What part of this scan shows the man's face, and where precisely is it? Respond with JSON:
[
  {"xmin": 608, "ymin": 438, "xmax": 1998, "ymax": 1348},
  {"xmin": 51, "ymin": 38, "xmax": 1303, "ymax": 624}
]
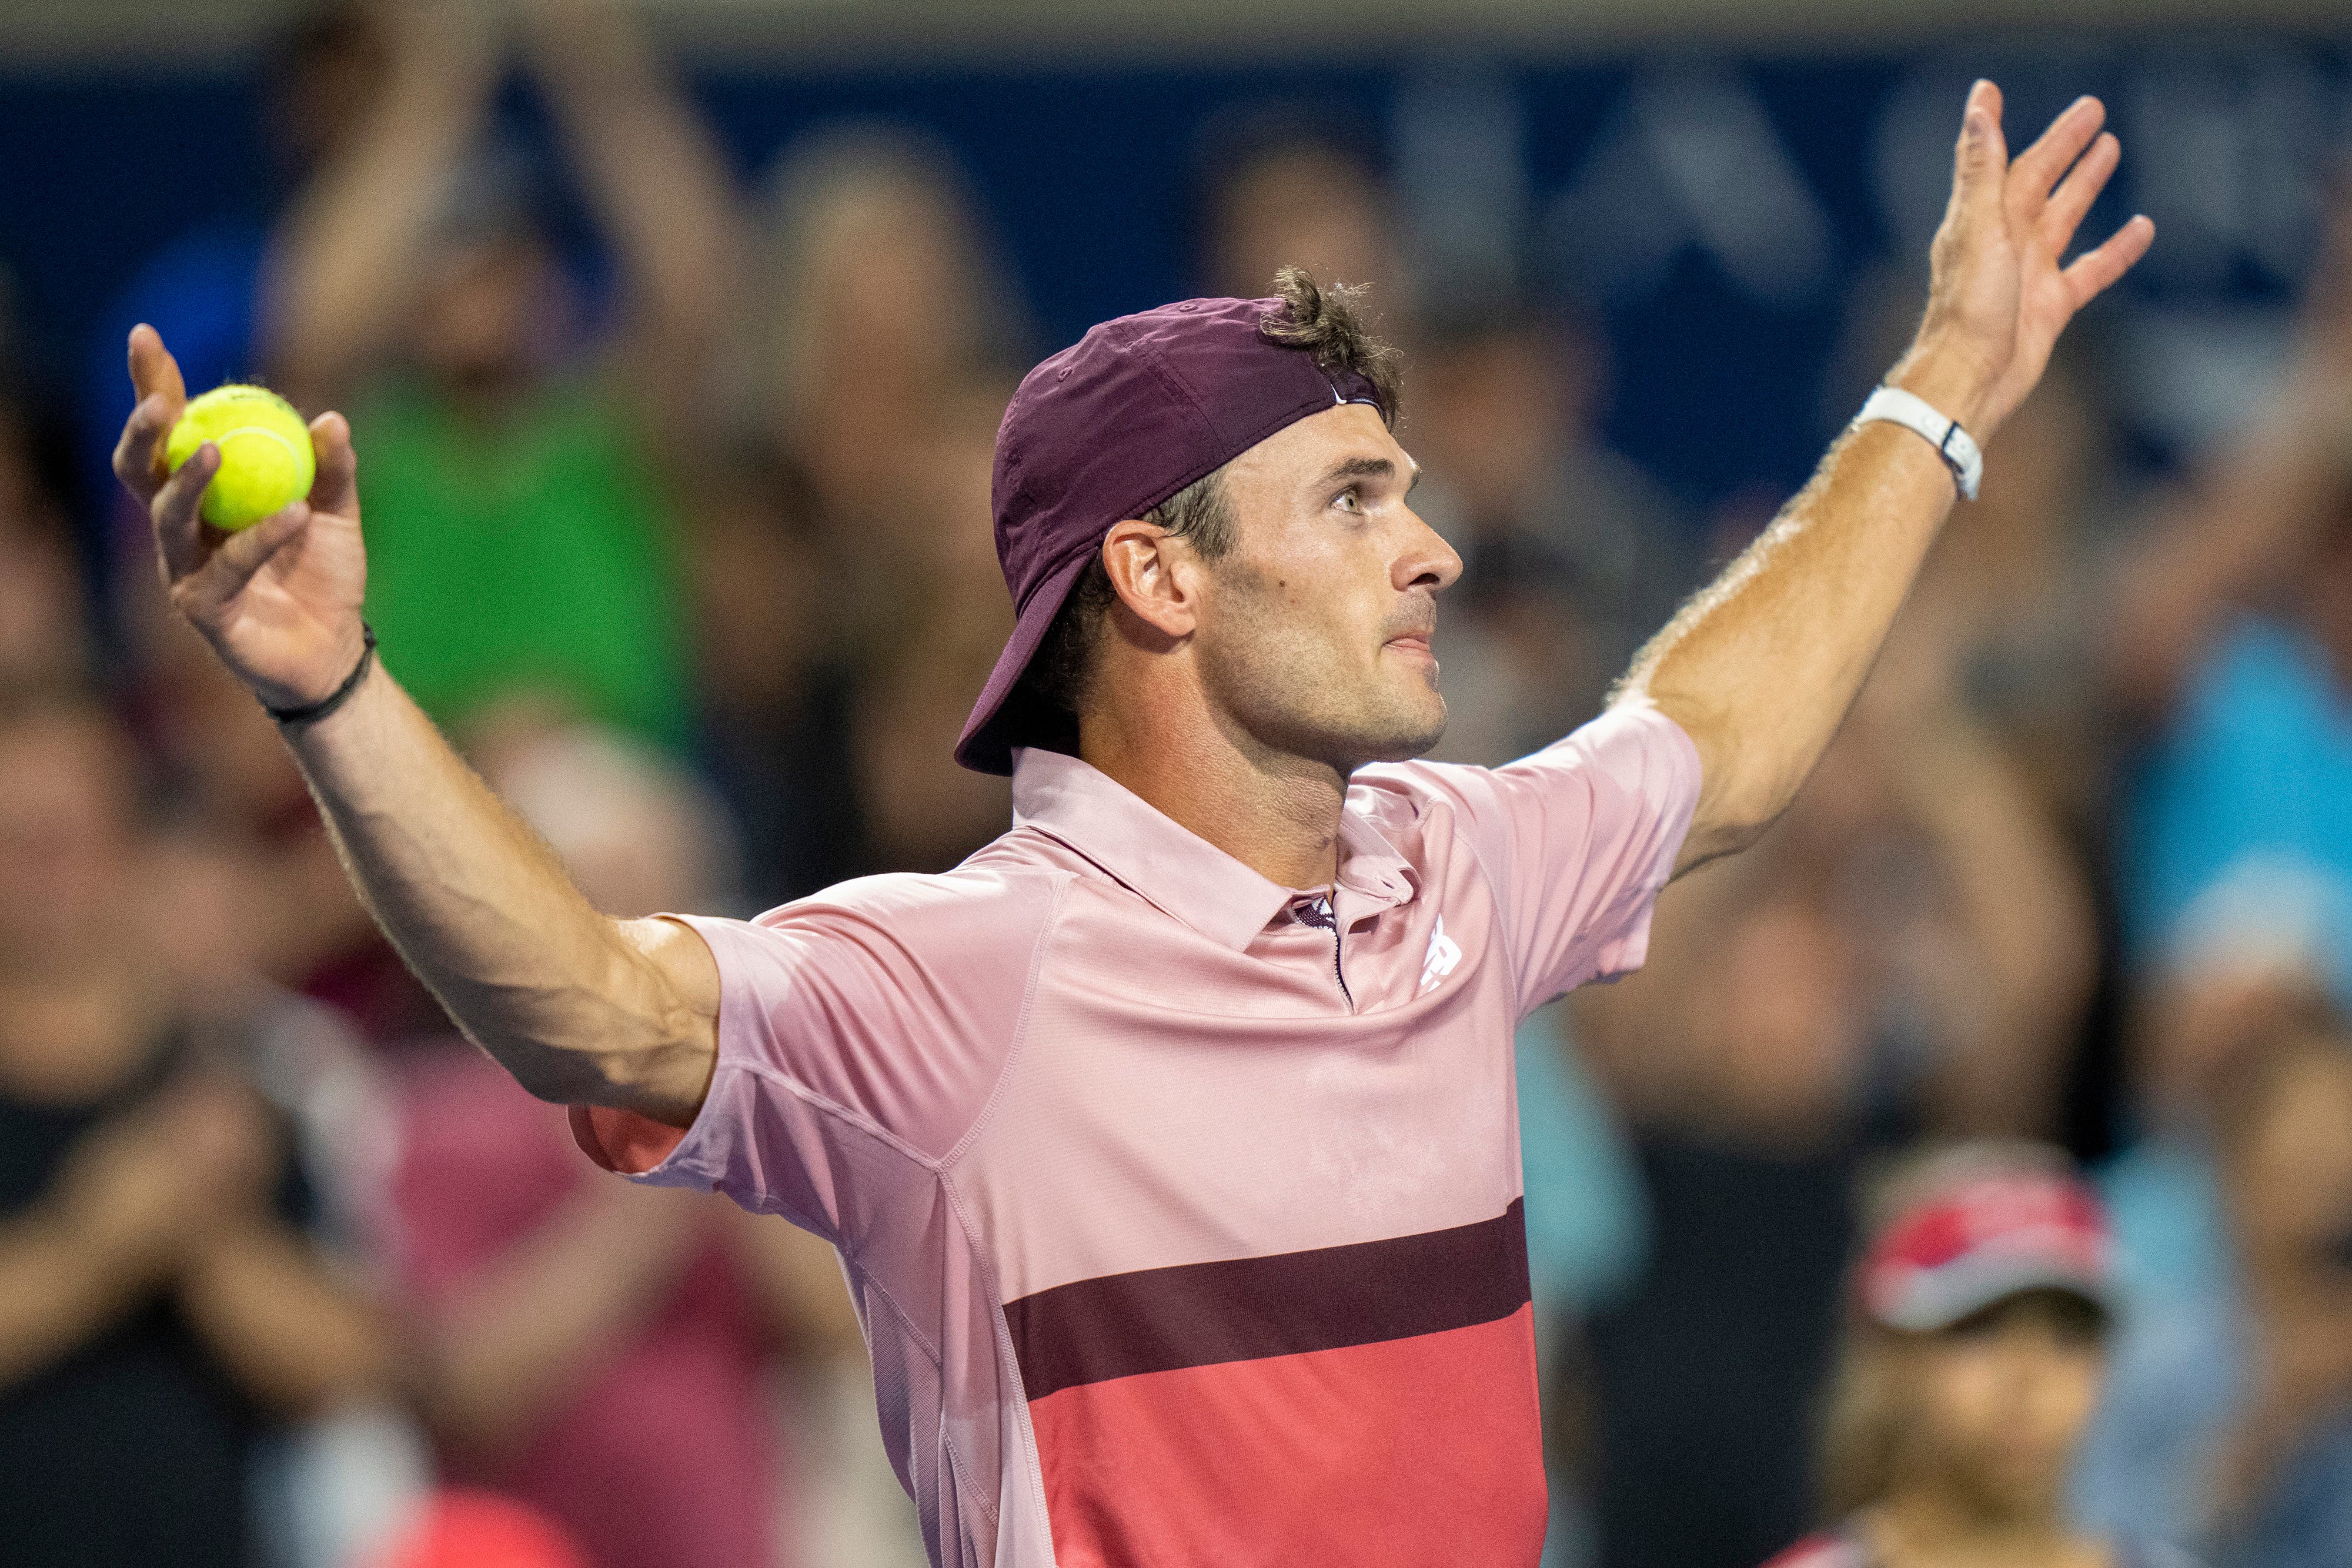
[{"xmin": 1187, "ymin": 402, "xmax": 1462, "ymax": 774}]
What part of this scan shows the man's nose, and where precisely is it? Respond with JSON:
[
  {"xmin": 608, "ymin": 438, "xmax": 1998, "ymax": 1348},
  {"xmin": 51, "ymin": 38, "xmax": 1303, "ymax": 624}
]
[{"xmin": 1395, "ymin": 506, "xmax": 1464, "ymax": 594}]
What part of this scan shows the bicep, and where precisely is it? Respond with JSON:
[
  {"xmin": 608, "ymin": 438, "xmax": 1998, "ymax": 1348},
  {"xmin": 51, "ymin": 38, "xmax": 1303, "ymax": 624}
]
[{"xmin": 607, "ymin": 914, "xmax": 721, "ymax": 1130}]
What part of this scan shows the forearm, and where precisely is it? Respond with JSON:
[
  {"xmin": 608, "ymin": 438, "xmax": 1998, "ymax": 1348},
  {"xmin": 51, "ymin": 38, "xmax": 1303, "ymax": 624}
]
[
  {"xmin": 0, "ymin": 1208, "xmax": 158, "ymax": 1390},
  {"xmin": 1618, "ymin": 356, "xmax": 1977, "ymax": 868},
  {"xmin": 524, "ymin": 1, "xmax": 743, "ymax": 372},
  {"xmin": 1892, "ymin": 718, "xmax": 2094, "ymax": 1131},
  {"xmin": 2109, "ymin": 367, "xmax": 2352, "ymax": 716},
  {"xmin": 262, "ymin": 24, "xmax": 497, "ymax": 403},
  {"xmin": 177, "ymin": 1219, "xmax": 398, "ymax": 1416},
  {"xmin": 1619, "ymin": 84, "xmax": 2151, "ymax": 870},
  {"xmin": 421, "ymin": 1186, "xmax": 698, "ymax": 1455},
  {"xmin": 282, "ymin": 661, "xmax": 710, "ymax": 1118}
]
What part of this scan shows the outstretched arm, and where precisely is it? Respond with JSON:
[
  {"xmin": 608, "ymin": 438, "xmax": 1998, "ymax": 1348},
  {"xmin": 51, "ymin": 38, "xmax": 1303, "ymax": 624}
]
[
  {"xmin": 114, "ymin": 327, "xmax": 718, "ymax": 1129},
  {"xmin": 1615, "ymin": 82, "xmax": 2153, "ymax": 875}
]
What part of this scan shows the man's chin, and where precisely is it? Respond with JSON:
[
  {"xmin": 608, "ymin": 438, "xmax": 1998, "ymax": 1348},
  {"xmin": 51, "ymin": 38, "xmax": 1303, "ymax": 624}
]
[{"xmin": 1354, "ymin": 702, "xmax": 1448, "ymax": 767}]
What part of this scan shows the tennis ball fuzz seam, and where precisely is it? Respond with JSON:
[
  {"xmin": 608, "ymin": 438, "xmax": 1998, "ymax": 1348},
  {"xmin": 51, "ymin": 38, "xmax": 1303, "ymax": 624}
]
[{"xmin": 164, "ymin": 385, "xmax": 318, "ymax": 533}]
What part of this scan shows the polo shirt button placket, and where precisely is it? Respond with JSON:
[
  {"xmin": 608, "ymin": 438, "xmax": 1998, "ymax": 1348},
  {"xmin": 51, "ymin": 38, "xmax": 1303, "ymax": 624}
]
[{"xmin": 1291, "ymin": 894, "xmax": 1354, "ymax": 1012}]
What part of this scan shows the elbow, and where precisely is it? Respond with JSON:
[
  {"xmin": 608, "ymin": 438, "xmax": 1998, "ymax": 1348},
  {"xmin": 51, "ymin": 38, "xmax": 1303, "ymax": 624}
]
[
  {"xmin": 497, "ymin": 933, "xmax": 703, "ymax": 1111},
  {"xmin": 503, "ymin": 1044, "xmax": 615, "ymax": 1108}
]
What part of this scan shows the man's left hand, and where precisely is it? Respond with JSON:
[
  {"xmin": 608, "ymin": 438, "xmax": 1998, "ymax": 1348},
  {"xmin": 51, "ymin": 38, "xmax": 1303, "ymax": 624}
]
[{"xmin": 1893, "ymin": 80, "xmax": 2155, "ymax": 441}]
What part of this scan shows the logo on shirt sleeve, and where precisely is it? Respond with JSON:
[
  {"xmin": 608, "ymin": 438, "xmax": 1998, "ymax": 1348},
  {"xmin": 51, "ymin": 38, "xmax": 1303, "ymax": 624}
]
[{"xmin": 1419, "ymin": 916, "xmax": 1462, "ymax": 995}]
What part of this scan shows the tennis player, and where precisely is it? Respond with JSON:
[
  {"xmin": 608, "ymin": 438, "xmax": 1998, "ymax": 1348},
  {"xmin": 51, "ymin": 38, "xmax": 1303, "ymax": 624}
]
[{"xmin": 116, "ymin": 80, "xmax": 2148, "ymax": 1568}]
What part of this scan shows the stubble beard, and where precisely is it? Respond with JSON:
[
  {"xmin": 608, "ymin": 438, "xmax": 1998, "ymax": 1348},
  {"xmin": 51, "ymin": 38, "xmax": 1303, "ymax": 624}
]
[{"xmin": 1195, "ymin": 570, "xmax": 1448, "ymax": 775}]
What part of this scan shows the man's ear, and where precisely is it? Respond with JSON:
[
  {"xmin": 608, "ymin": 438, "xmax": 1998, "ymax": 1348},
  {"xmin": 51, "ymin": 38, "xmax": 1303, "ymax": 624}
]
[{"xmin": 1101, "ymin": 517, "xmax": 1202, "ymax": 640}]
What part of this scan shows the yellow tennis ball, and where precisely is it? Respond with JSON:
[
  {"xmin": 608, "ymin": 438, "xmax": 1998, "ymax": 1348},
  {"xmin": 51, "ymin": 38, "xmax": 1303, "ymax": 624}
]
[{"xmin": 164, "ymin": 385, "xmax": 316, "ymax": 532}]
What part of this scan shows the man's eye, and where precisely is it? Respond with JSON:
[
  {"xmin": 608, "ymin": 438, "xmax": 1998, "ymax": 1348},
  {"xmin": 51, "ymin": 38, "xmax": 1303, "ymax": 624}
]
[{"xmin": 1335, "ymin": 487, "xmax": 1362, "ymax": 513}]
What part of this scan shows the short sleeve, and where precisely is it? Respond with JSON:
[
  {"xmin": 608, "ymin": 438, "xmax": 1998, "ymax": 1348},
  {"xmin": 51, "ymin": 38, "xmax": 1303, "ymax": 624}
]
[
  {"xmin": 566, "ymin": 869, "xmax": 1062, "ymax": 1246},
  {"xmin": 1368, "ymin": 701, "xmax": 1700, "ymax": 1015}
]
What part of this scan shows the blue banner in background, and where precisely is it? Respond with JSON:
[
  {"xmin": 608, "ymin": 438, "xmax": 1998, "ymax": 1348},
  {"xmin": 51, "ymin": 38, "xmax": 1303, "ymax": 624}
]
[{"xmin": 5, "ymin": 34, "xmax": 2347, "ymax": 527}]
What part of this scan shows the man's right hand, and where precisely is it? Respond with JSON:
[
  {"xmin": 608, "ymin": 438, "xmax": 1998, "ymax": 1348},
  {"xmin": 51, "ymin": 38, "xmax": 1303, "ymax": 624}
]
[{"xmin": 111, "ymin": 325, "xmax": 371, "ymax": 713}]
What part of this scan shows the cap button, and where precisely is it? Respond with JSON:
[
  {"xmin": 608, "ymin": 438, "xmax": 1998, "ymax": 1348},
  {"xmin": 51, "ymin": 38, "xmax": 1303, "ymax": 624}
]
[{"xmin": 1177, "ymin": 302, "xmax": 1197, "ymax": 312}]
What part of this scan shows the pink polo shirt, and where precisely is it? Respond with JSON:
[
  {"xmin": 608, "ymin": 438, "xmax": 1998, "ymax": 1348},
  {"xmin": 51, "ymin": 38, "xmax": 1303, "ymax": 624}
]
[{"xmin": 570, "ymin": 701, "xmax": 1701, "ymax": 1568}]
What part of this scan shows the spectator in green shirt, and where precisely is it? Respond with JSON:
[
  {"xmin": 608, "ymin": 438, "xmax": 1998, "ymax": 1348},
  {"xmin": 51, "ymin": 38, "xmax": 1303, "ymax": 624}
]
[{"xmin": 262, "ymin": 0, "xmax": 744, "ymax": 751}]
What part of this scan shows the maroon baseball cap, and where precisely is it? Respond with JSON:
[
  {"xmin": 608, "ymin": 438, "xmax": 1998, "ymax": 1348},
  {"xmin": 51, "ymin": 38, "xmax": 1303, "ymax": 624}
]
[{"xmin": 954, "ymin": 293, "xmax": 1386, "ymax": 775}]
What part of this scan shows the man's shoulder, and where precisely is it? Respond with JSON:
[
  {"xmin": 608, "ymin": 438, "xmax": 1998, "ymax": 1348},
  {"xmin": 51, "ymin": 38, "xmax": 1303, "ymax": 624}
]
[{"xmin": 747, "ymin": 834, "xmax": 1080, "ymax": 958}]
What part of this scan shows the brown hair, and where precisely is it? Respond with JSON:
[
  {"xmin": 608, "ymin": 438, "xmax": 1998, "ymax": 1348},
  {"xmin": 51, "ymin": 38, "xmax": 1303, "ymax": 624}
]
[{"xmin": 1016, "ymin": 267, "xmax": 1400, "ymax": 727}]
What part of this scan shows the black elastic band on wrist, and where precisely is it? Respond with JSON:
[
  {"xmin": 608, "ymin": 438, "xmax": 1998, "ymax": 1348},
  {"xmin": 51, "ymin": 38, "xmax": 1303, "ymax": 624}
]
[{"xmin": 264, "ymin": 623, "xmax": 376, "ymax": 727}]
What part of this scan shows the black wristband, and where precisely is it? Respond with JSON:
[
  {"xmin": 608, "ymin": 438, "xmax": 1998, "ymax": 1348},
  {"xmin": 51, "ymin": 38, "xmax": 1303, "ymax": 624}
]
[{"xmin": 263, "ymin": 623, "xmax": 377, "ymax": 727}]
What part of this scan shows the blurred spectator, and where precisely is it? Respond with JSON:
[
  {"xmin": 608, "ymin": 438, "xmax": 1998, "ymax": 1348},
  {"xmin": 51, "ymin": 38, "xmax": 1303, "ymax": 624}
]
[
  {"xmin": 1190, "ymin": 106, "xmax": 1406, "ymax": 305},
  {"xmin": 751, "ymin": 127, "xmax": 1027, "ymax": 530},
  {"xmin": 0, "ymin": 683, "xmax": 395, "ymax": 1567},
  {"xmin": 728, "ymin": 128, "xmax": 1027, "ymax": 875},
  {"xmin": 2202, "ymin": 1020, "xmax": 2352, "ymax": 1567},
  {"xmin": 263, "ymin": 0, "xmax": 741, "ymax": 751},
  {"xmin": 366, "ymin": 1487, "xmax": 593, "ymax": 1568},
  {"xmin": 2081, "ymin": 993, "xmax": 2352, "ymax": 1567},
  {"xmin": 2109, "ymin": 196, "xmax": 2352, "ymax": 982},
  {"xmin": 376, "ymin": 720, "xmax": 879, "ymax": 1568},
  {"xmin": 681, "ymin": 449, "xmax": 863, "ymax": 901},
  {"xmin": 1762, "ymin": 1142, "xmax": 2184, "ymax": 1568},
  {"xmin": 0, "ymin": 260, "xmax": 94, "ymax": 685},
  {"xmin": 0, "ymin": 394, "xmax": 90, "ymax": 687},
  {"xmin": 1572, "ymin": 661, "xmax": 2095, "ymax": 1568},
  {"xmin": 2103, "ymin": 860, "xmax": 2342, "ymax": 1316},
  {"xmin": 1406, "ymin": 295, "xmax": 1700, "ymax": 764}
]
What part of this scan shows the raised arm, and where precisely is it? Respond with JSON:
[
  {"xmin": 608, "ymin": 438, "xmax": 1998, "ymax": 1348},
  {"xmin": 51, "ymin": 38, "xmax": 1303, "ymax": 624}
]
[
  {"xmin": 1614, "ymin": 82, "xmax": 2153, "ymax": 874},
  {"xmin": 262, "ymin": 1, "xmax": 500, "ymax": 407},
  {"xmin": 113, "ymin": 327, "xmax": 717, "ymax": 1129},
  {"xmin": 2106, "ymin": 201, "xmax": 2352, "ymax": 721},
  {"xmin": 517, "ymin": 0, "xmax": 747, "ymax": 419}
]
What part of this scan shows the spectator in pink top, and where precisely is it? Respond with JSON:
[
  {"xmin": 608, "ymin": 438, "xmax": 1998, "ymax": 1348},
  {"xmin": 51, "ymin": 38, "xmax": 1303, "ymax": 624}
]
[
  {"xmin": 379, "ymin": 723, "xmax": 858, "ymax": 1568},
  {"xmin": 115, "ymin": 79, "xmax": 2150, "ymax": 1568}
]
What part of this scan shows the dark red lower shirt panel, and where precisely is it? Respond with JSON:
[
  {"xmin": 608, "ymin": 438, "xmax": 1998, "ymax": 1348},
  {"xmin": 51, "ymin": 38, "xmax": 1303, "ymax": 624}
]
[{"xmin": 1027, "ymin": 1304, "xmax": 1547, "ymax": 1568}]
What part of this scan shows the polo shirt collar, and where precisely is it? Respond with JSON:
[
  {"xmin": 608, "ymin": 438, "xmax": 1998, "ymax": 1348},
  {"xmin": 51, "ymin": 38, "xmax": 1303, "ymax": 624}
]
[{"xmin": 1009, "ymin": 747, "xmax": 1417, "ymax": 952}]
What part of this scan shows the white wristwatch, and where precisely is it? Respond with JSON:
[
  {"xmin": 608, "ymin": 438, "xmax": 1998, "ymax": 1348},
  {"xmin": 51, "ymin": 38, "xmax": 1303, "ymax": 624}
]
[{"xmin": 1855, "ymin": 385, "xmax": 1982, "ymax": 502}]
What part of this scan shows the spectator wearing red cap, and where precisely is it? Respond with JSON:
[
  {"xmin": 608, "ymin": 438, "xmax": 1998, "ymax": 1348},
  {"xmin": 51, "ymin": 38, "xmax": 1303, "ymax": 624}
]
[{"xmin": 1761, "ymin": 1144, "xmax": 2195, "ymax": 1568}]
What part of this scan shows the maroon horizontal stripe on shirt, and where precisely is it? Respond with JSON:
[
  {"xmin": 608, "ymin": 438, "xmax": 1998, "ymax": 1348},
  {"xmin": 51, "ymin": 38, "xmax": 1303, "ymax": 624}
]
[{"xmin": 1005, "ymin": 1199, "xmax": 1531, "ymax": 1400}]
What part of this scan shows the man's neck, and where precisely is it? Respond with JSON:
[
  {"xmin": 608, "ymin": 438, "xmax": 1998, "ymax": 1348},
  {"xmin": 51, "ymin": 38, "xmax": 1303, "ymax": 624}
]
[
  {"xmin": 1079, "ymin": 703, "xmax": 1351, "ymax": 891},
  {"xmin": 1865, "ymin": 1492, "xmax": 2106, "ymax": 1568}
]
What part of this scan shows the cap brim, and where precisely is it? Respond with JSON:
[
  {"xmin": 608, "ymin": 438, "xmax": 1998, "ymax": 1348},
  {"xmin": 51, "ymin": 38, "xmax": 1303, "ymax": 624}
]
[
  {"xmin": 954, "ymin": 550, "xmax": 1097, "ymax": 777},
  {"xmin": 1873, "ymin": 1250, "xmax": 2116, "ymax": 1333}
]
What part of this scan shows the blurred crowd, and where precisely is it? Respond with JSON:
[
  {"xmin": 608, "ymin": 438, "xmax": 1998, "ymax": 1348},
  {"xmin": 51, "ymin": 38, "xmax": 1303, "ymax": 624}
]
[{"xmin": 3, "ymin": 5, "xmax": 2351, "ymax": 1568}]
